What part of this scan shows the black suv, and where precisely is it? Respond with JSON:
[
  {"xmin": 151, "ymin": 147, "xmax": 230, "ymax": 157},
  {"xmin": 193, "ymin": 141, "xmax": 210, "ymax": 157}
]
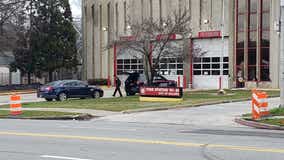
[{"xmin": 124, "ymin": 73, "xmax": 177, "ymax": 96}]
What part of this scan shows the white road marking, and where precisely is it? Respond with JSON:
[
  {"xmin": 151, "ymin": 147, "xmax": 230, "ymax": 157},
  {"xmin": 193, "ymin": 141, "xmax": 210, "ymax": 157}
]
[{"xmin": 40, "ymin": 155, "xmax": 93, "ymax": 160}]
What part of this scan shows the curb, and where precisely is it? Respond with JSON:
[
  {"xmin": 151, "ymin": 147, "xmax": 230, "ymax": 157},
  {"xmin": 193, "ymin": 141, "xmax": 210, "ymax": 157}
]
[
  {"xmin": 0, "ymin": 114, "xmax": 97, "ymax": 121},
  {"xmin": 0, "ymin": 90, "xmax": 36, "ymax": 96},
  {"xmin": 235, "ymin": 118, "xmax": 284, "ymax": 130},
  {"xmin": 122, "ymin": 96, "xmax": 279, "ymax": 114}
]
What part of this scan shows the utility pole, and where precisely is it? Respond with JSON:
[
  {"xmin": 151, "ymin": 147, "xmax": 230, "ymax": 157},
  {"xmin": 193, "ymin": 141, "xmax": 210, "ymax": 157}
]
[
  {"xmin": 219, "ymin": 0, "xmax": 225, "ymax": 94},
  {"xmin": 280, "ymin": 0, "xmax": 284, "ymax": 107}
]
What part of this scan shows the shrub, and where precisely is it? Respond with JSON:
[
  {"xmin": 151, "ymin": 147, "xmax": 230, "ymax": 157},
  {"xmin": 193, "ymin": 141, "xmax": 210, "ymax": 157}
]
[{"xmin": 87, "ymin": 79, "xmax": 109, "ymax": 85}]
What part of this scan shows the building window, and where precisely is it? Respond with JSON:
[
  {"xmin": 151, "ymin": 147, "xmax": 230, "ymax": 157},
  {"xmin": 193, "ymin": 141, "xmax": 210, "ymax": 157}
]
[
  {"xmin": 260, "ymin": 0, "xmax": 270, "ymax": 81},
  {"xmin": 107, "ymin": 2, "xmax": 111, "ymax": 42},
  {"xmin": 117, "ymin": 59, "xmax": 144, "ymax": 75},
  {"xmin": 235, "ymin": 0, "xmax": 246, "ymax": 86},
  {"xmin": 188, "ymin": 0, "xmax": 191, "ymax": 15},
  {"xmin": 193, "ymin": 57, "xmax": 229, "ymax": 76},
  {"xmin": 235, "ymin": 0, "xmax": 270, "ymax": 83},
  {"xmin": 124, "ymin": 1, "xmax": 127, "ymax": 32},
  {"xmin": 91, "ymin": 5, "xmax": 95, "ymax": 74},
  {"xmin": 159, "ymin": 0, "xmax": 162, "ymax": 24},
  {"xmin": 179, "ymin": 0, "xmax": 182, "ymax": 16},
  {"xmin": 141, "ymin": 0, "xmax": 144, "ymax": 21},
  {"xmin": 115, "ymin": 3, "xmax": 119, "ymax": 37},
  {"xmin": 99, "ymin": 5, "xmax": 102, "ymax": 31},
  {"xmin": 150, "ymin": 0, "xmax": 153, "ymax": 20}
]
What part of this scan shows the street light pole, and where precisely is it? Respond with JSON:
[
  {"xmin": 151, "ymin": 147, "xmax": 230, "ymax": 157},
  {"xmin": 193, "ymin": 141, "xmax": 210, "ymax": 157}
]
[
  {"xmin": 219, "ymin": 0, "xmax": 225, "ymax": 93},
  {"xmin": 280, "ymin": 0, "xmax": 284, "ymax": 107}
]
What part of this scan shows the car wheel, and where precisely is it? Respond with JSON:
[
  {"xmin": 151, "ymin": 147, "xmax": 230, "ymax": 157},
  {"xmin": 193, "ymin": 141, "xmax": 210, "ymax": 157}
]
[
  {"xmin": 93, "ymin": 91, "xmax": 100, "ymax": 99},
  {"xmin": 45, "ymin": 98, "xmax": 53, "ymax": 101},
  {"xmin": 57, "ymin": 92, "xmax": 67, "ymax": 101}
]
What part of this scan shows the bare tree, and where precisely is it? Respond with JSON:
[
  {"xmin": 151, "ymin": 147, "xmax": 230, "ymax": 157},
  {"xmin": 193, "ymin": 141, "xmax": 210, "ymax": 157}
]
[
  {"xmin": 0, "ymin": 0, "xmax": 27, "ymax": 31},
  {"xmin": 111, "ymin": 10, "xmax": 204, "ymax": 85},
  {"xmin": 0, "ymin": 0, "xmax": 28, "ymax": 53}
]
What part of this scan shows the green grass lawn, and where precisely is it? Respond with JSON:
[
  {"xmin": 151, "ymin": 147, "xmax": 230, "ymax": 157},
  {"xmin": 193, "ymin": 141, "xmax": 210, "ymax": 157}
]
[
  {"xmin": 0, "ymin": 90, "xmax": 280, "ymax": 112},
  {"xmin": 269, "ymin": 107, "xmax": 284, "ymax": 116},
  {"xmin": 0, "ymin": 110, "xmax": 79, "ymax": 118},
  {"xmin": 243, "ymin": 107, "xmax": 284, "ymax": 117},
  {"xmin": 258, "ymin": 119, "xmax": 284, "ymax": 126},
  {"xmin": 242, "ymin": 106, "xmax": 284, "ymax": 126}
]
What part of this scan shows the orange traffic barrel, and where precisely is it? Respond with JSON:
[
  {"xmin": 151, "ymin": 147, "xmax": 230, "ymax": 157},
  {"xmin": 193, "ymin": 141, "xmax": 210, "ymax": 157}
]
[
  {"xmin": 10, "ymin": 94, "xmax": 22, "ymax": 116},
  {"xmin": 251, "ymin": 89, "xmax": 269, "ymax": 120}
]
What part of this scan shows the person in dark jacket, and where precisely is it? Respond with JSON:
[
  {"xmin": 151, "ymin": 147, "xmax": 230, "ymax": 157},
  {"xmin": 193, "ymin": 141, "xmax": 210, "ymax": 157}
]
[{"xmin": 113, "ymin": 77, "xmax": 123, "ymax": 97}]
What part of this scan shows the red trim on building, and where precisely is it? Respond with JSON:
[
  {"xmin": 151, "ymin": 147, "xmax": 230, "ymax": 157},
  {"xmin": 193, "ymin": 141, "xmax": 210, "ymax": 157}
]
[
  {"xmin": 235, "ymin": 0, "xmax": 239, "ymax": 87},
  {"xmin": 198, "ymin": 31, "xmax": 221, "ymax": 38},
  {"xmin": 120, "ymin": 36, "xmax": 136, "ymax": 41},
  {"xmin": 246, "ymin": 0, "xmax": 250, "ymax": 81},
  {"xmin": 156, "ymin": 34, "xmax": 177, "ymax": 41}
]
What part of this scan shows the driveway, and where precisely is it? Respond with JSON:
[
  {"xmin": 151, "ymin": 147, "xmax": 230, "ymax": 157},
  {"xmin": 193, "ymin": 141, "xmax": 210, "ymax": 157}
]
[
  {"xmin": 0, "ymin": 93, "xmax": 44, "ymax": 106},
  {"xmin": 101, "ymin": 98, "xmax": 280, "ymax": 128},
  {"xmin": 0, "ymin": 87, "xmax": 125, "ymax": 106}
]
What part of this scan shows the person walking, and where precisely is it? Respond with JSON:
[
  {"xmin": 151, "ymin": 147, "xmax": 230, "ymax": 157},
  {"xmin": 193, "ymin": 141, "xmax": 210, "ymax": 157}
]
[{"xmin": 113, "ymin": 77, "xmax": 123, "ymax": 97}]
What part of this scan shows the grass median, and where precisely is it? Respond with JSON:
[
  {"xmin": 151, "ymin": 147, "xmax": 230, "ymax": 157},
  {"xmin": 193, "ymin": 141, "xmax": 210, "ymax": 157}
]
[
  {"xmin": 242, "ymin": 107, "xmax": 284, "ymax": 126},
  {"xmin": 0, "ymin": 89, "xmax": 280, "ymax": 112},
  {"xmin": 0, "ymin": 110, "xmax": 80, "ymax": 118}
]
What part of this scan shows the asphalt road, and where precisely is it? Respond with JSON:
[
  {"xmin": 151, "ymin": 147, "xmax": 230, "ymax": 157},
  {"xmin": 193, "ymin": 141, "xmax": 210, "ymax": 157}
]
[{"xmin": 0, "ymin": 98, "xmax": 283, "ymax": 160}]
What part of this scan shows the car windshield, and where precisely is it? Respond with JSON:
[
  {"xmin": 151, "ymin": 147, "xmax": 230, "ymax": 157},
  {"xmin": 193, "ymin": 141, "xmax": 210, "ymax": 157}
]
[{"xmin": 45, "ymin": 81, "xmax": 62, "ymax": 86}]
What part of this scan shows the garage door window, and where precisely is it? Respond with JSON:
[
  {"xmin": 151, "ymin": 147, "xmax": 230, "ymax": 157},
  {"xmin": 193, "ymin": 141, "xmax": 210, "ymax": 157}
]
[
  {"xmin": 193, "ymin": 57, "xmax": 229, "ymax": 76},
  {"xmin": 157, "ymin": 57, "xmax": 184, "ymax": 75},
  {"xmin": 117, "ymin": 59, "xmax": 144, "ymax": 75}
]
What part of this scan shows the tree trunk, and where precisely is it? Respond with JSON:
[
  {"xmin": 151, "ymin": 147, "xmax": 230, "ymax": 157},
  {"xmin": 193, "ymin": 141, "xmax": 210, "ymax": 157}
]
[
  {"xmin": 144, "ymin": 40, "xmax": 153, "ymax": 86},
  {"xmin": 49, "ymin": 71, "xmax": 53, "ymax": 82},
  {"xmin": 27, "ymin": 72, "xmax": 31, "ymax": 84},
  {"xmin": 0, "ymin": 23, "xmax": 4, "ymax": 35}
]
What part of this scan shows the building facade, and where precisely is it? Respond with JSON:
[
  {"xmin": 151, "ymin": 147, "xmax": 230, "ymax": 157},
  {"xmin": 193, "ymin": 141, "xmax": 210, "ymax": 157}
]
[{"xmin": 82, "ymin": 0, "xmax": 281, "ymax": 89}]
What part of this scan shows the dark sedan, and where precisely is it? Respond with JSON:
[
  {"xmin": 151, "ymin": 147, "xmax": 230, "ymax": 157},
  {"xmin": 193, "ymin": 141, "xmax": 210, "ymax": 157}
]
[{"xmin": 37, "ymin": 80, "xmax": 104, "ymax": 101}]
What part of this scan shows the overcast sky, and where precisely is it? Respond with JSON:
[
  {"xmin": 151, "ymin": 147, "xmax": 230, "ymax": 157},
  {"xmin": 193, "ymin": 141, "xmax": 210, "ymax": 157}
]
[{"xmin": 70, "ymin": 0, "xmax": 81, "ymax": 18}]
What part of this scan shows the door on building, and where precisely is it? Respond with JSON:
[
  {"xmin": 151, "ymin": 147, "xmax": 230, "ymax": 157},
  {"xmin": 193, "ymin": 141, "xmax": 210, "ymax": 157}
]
[{"xmin": 192, "ymin": 38, "xmax": 229, "ymax": 89}]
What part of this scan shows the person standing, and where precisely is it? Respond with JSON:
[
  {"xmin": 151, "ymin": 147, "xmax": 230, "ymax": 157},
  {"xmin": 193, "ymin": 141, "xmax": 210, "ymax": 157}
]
[{"xmin": 113, "ymin": 77, "xmax": 123, "ymax": 97}]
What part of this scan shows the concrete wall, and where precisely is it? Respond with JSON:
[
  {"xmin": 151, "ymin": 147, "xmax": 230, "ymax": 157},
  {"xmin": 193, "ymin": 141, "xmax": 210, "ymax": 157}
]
[
  {"xmin": 82, "ymin": 0, "xmax": 231, "ymax": 83},
  {"xmin": 82, "ymin": 0, "xmax": 284, "ymax": 89},
  {"xmin": 270, "ymin": 0, "xmax": 281, "ymax": 88}
]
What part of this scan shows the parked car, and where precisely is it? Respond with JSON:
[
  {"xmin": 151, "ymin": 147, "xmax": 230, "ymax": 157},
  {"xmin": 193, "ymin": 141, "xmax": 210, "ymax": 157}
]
[
  {"xmin": 37, "ymin": 80, "xmax": 104, "ymax": 101},
  {"xmin": 124, "ymin": 73, "xmax": 177, "ymax": 96}
]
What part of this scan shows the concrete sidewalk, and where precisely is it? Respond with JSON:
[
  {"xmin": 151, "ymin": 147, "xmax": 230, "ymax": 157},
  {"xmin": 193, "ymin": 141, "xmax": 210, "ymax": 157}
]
[
  {"xmin": 0, "ymin": 90, "xmax": 36, "ymax": 96},
  {"xmin": 0, "ymin": 108, "xmax": 118, "ymax": 117}
]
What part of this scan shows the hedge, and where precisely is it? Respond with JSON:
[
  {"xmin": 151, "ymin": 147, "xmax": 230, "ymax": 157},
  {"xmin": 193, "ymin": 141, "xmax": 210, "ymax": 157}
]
[{"xmin": 87, "ymin": 79, "xmax": 109, "ymax": 85}]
